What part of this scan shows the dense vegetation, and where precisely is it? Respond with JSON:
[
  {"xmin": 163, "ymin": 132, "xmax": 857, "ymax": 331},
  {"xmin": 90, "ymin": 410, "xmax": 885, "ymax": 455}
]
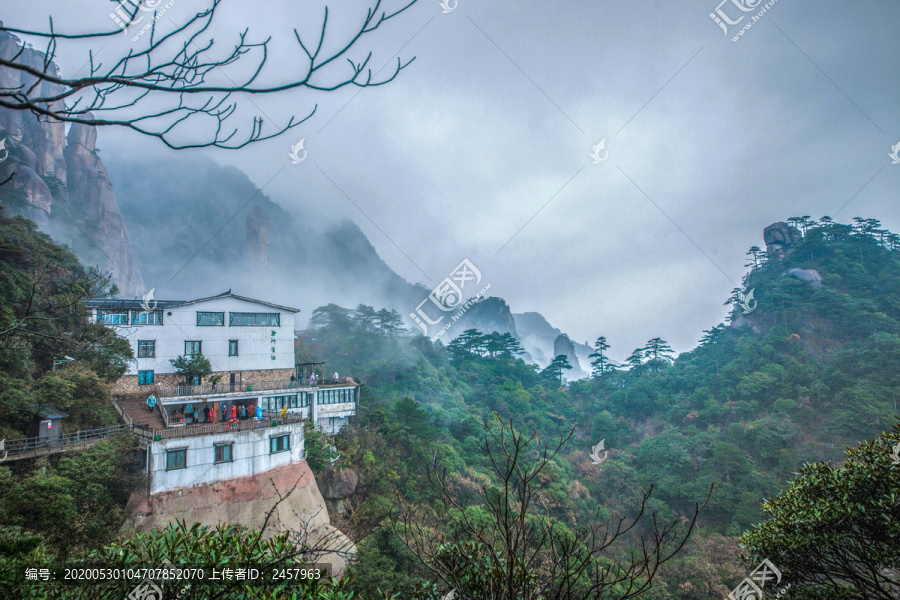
[
  {"xmin": 299, "ymin": 217, "xmax": 900, "ymax": 598},
  {"xmin": 1, "ymin": 210, "xmax": 899, "ymax": 598}
]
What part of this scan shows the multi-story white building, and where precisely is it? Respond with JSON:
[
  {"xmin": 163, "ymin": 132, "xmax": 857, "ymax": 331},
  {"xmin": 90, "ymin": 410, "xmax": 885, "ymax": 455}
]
[{"xmin": 89, "ymin": 290, "xmax": 358, "ymax": 495}]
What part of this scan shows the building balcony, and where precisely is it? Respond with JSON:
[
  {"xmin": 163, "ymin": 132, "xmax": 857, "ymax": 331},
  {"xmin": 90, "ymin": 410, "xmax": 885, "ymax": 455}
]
[
  {"xmin": 141, "ymin": 411, "xmax": 305, "ymax": 440},
  {"xmin": 155, "ymin": 379, "xmax": 356, "ymax": 401}
]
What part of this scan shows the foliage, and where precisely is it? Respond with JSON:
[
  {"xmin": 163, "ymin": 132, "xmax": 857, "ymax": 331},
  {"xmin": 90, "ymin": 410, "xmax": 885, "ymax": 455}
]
[
  {"xmin": 740, "ymin": 421, "xmax": 900, "ymax": 599},
  {"xmin": 170, "ymin": 353, "xmax": 214, "ymax": 384}
]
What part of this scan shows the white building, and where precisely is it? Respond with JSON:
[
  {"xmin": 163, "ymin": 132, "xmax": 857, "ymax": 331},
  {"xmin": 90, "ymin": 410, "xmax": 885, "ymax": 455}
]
[
  {"xmin": 87, "ymin": 290, "xmax": 299, "ymax": 390},
  {"xmin": 91, "ymin": 290, "xmax": 358, "ymax": 495}
]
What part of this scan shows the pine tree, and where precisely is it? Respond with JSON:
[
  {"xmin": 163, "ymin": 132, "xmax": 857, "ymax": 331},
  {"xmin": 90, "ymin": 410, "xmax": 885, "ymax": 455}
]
[
  {"xmin": 588, "ymin": 336, "xmax": 611, "ymax": 377},
  {"xmin": 541, "ymin": 354, "xmax": 573, "ymax": 385}
]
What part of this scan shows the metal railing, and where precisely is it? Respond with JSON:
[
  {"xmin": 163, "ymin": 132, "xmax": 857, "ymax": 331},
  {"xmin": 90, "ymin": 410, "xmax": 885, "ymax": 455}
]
[
  {"xmin": 155, "ymin": 379, "xmax": 358, "ymax": 399},
  {"xmin": 1, "ymin": 424, "xmax": 129, "ymax": 461},
  {"xmin": 156, "ymin": 380, "xmax": 306, "ymax": 399}
]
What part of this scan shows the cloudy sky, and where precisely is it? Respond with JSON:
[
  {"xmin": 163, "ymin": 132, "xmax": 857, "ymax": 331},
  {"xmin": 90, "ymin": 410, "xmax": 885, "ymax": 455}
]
[{"xmin": 9, "ymin": 0, "xmax": 900, "ymax": 361}]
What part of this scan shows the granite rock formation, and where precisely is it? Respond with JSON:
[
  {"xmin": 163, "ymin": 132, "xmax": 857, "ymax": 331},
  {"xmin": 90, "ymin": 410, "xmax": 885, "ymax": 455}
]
[
  {"xmin": 0, "ymin": 29, "xmax": 143, "ymax": 296},
  {"xmin": 763, "ymin": 221, "xmax": 803, "ymax": 258}
]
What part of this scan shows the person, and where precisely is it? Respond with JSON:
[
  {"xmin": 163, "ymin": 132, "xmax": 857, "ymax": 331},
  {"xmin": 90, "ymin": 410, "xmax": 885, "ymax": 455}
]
[
  {"xmin": 289, "ymin": 374, "xmax": 296, "ymax": 388},
  {"xmin": 193, "ymin": 408, "xmax": 199, "ymax": 424},
  {"xmin": 207, "ymin": 406, "xmax": 214, "ymax": 423},
  {"xmin": 309, "ymin": 372, "xmax": 316, "ymax": 386},
  {"xmin": 147, "ymin": 394, "xmax": 157, "ymax": 412},
  {"xmin": 299, "ymin": 374, "xmax": 305, "ymax": 386},
  {"xmin": 279, "ymin": 406, "xmax": 288, "ymax": 419},
  {"xmin": 333, "ymin": 371, "xmax": 339, "ymax": 383},
  {"xmin": 255, "ymin": 404, "xmax": 262, "ymax": 420},
  {"xmin": 220, "ymin": 401, "xmax": 227, "ymax": 422},
  {"xmin": 240, "ymin": 404, "xmax": 247, "ymax": 420},
  {"xmin": 230, "ymin": 404, "xmax": 237, "ymax": 420}
]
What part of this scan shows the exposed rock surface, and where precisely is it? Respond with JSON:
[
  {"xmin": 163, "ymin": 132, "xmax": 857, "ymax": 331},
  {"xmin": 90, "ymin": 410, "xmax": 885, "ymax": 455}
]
[
  {"xmin": 784, "ymin": 267, "xmax": 823, "ymax": 289},
  {"xmin": 515, "ymin": 311, "xmax": 592, "ymax": 373},
  {"xmin": 122, "ymin": 461, "xmax": 355, "ymax": 577},
  {"xmin": 553, "ymin": 333, "xmax": 586, "ymax": 379},
  {"xmin": 0, "ymin": 30, "xmax": 143, "ymax": 296},
  {"xmin": 65, "ymin": 118, "xmax": 144, "ymax": 296},
  {"xmin": 763, "ymin": 222, "xmax": 802, "ymax": 258},
  {"xmin": 319, "ymin": 467, "xmax": 359, "ymax": 500}
]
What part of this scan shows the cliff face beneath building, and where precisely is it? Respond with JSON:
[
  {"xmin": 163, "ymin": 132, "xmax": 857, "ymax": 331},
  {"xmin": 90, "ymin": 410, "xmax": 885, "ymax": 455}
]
[
  {"xmin": 0, "ymin": 29, "xmax": 143, "ymax": 296},
  {"xmin": 122, "ymin": 461, "xmax": 355, "ymax": 577}
]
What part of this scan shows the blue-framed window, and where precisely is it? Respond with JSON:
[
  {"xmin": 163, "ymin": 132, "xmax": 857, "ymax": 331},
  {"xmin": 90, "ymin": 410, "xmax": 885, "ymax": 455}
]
[
  {"xmin": 184, "ymin": 341, "xmax": 201, "ymax": 356},
  {"xmin": 270, "ymin": 434, "xmax": 290, "ymax": 454},
  {"xmin": 197, "ymin": 311, "xmax": 225, "ymax": 326},
  {"xmin": 132, "ymin": 310, "xmax": 163, "ymax": 325},
  {"xmin": 228, "ymin": 340, "xmax": 238, "ymax": 356},
  {"xmin": 166, "ymin": 448, "xmax": 187, "ymax": 470},
  {"xmin": 229, "ymin": 312, "xmax": 280, "ymax": 327},
  {"xmin": 137, "ymin": 340, "xmax": 155, "ymax": 358},
  {"xmin": 138, "ymin": 370, "xmax": 155, "ymax": 385}
]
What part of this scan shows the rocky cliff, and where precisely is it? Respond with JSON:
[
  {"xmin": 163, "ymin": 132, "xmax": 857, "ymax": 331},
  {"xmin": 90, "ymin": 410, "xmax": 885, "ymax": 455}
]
[
  {"xmin": 0, "ymin": 29, "xmax": 143, "ymax": 296},
  {"xmin": 123, "ymin": 461, "xmax": 355, "ymax": 577}
]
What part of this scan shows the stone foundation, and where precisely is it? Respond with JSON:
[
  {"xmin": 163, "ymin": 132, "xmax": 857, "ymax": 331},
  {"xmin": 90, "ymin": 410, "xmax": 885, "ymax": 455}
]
[{"xmin": 122, "ymin": 461, "xmax": 355, "ymax": 577}]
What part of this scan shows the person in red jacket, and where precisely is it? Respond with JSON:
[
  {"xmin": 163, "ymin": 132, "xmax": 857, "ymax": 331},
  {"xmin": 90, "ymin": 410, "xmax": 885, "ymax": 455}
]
[{"xmin": 230, "ymin": 404, "xmax": 237, "ymax": 420}]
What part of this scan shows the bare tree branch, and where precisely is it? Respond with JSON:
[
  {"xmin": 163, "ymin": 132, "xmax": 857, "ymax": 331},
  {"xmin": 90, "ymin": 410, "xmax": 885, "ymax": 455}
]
[{"xmin": 0, "ymin": 0, "xmax": 419, "ymax": 149}]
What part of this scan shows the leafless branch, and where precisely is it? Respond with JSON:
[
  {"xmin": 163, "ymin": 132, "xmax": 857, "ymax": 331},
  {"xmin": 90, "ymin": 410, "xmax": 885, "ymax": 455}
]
[{"xmin": 0, "ymin": 0, "xmax": 419, "ymax": 149}]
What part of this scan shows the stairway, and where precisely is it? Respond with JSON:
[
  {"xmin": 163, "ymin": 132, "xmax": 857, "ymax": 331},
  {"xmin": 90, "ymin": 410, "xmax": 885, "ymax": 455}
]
[{"xmin": 115, "ymin": 393, "xmax": 166, "ymax": 430}]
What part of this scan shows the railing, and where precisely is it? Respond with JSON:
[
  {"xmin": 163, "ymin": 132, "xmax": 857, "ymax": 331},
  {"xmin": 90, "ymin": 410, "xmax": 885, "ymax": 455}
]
[
  {"xmin": 158, "ymin": 400, "xmax": 169, "ymax": 428},
  {"xmin": 156, "ymin": 379, "xmax": 358, "ymax": 399},
  {"xmin": 1, "ymin": 424, "xmax": 129, "ymax": 461},
  {"xmin": 113, "ymin": 401, "xmax": 133, "ymax": 428},
  {"xmin": 156, "ymin": 380, "xmax": 304, "ymax": 399},
  {"xmin": 150, "ymin": 411, "xmax": 304, "ymax": 440}
]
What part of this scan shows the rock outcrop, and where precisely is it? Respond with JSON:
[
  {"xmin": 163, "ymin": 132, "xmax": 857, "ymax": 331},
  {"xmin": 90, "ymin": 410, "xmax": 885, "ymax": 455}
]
[
  {"xmin": 0, "ymin": 30, "xmax": 143, "ymax": 296},
  {"xmin": 319, "ymin": 467, "xmax": 359, "ymax": 500},
  {"xmin": 123, "ymin": 461, "xmax": 355, "ymax": 577},
  {"xmin": 763, "ymin": 222, "xmax": 803, "ymax": 258},
  {"xmin": 784, "ymin": 267, "xmax": 823, "ymax": 289},
  {"xmin": 64, "ymin": 118, "xmax": 144, "ymax": 296},
  {"xmin": 553, "ymin": 333, "xmax": 586, "ymax": 379}
]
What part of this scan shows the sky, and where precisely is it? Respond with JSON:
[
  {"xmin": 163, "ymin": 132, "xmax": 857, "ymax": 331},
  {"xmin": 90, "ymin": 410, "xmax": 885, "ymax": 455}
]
[{"xmin": 8, "ymin": 0, "xmax": 900, "ymax": 361}]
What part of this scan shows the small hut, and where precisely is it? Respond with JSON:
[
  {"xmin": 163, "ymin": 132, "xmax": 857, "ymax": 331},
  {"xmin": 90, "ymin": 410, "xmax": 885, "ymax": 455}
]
[{"xmin": 36, "ymin": 406, "xmax": 68, "ymax": 444}]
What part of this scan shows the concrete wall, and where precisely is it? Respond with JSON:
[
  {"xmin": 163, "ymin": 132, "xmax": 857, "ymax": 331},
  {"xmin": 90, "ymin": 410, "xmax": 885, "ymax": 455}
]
[
  {"xmin": 149, "ymin": 423, "xmax": 304, "ymax": 495},
  {"xmin": 96, "ymin": 296, "xmax": 296, "ymax": 376}
]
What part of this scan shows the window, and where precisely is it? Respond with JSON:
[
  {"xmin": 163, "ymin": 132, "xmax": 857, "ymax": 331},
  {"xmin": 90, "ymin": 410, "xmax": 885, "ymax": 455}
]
[
  {"xmin": 229, "ymin": 312, "xmax": 280, "ymax": 327},
  {"xmin": 137, "ymin": 340, "xmax": 156, "ymax": 358},
  {"xmin": 262, "ymin": 395, "xmax": 297, "ymax": 411},
  {"xmin": 270, "ymin": 434, "xmax": 290, "ymax": 454},
  {"xmin": 97, "ymin": 309, "xmax": 128, "ymax": 325},
  {"xmin": 138, "ymin": 370, "xmax": 154, "ymax": 385},
  {"xmin": 197, "ymin": 311, "xmax": 225, "ymax": 326},
  {"xmin": 166, "ymin": 448, "xmax": 187, "ymax": 470},
  {"xmin": 184, "ymin": 341, "xmax": 201, "ymax": 356},
  {"xmin": 228, "ymin": 340, "xmax": 238, "ymax": 356},
  {"xmin": 299, "ymin": 393, "xmax": 309, "ymax": 408},
  {"xmin": 214, "ymin": 443, "xmax": 233, "ymax": 463},
  {"xmin": 132, "ymin": 310, "xmax": 163, "ymax": 325}
]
